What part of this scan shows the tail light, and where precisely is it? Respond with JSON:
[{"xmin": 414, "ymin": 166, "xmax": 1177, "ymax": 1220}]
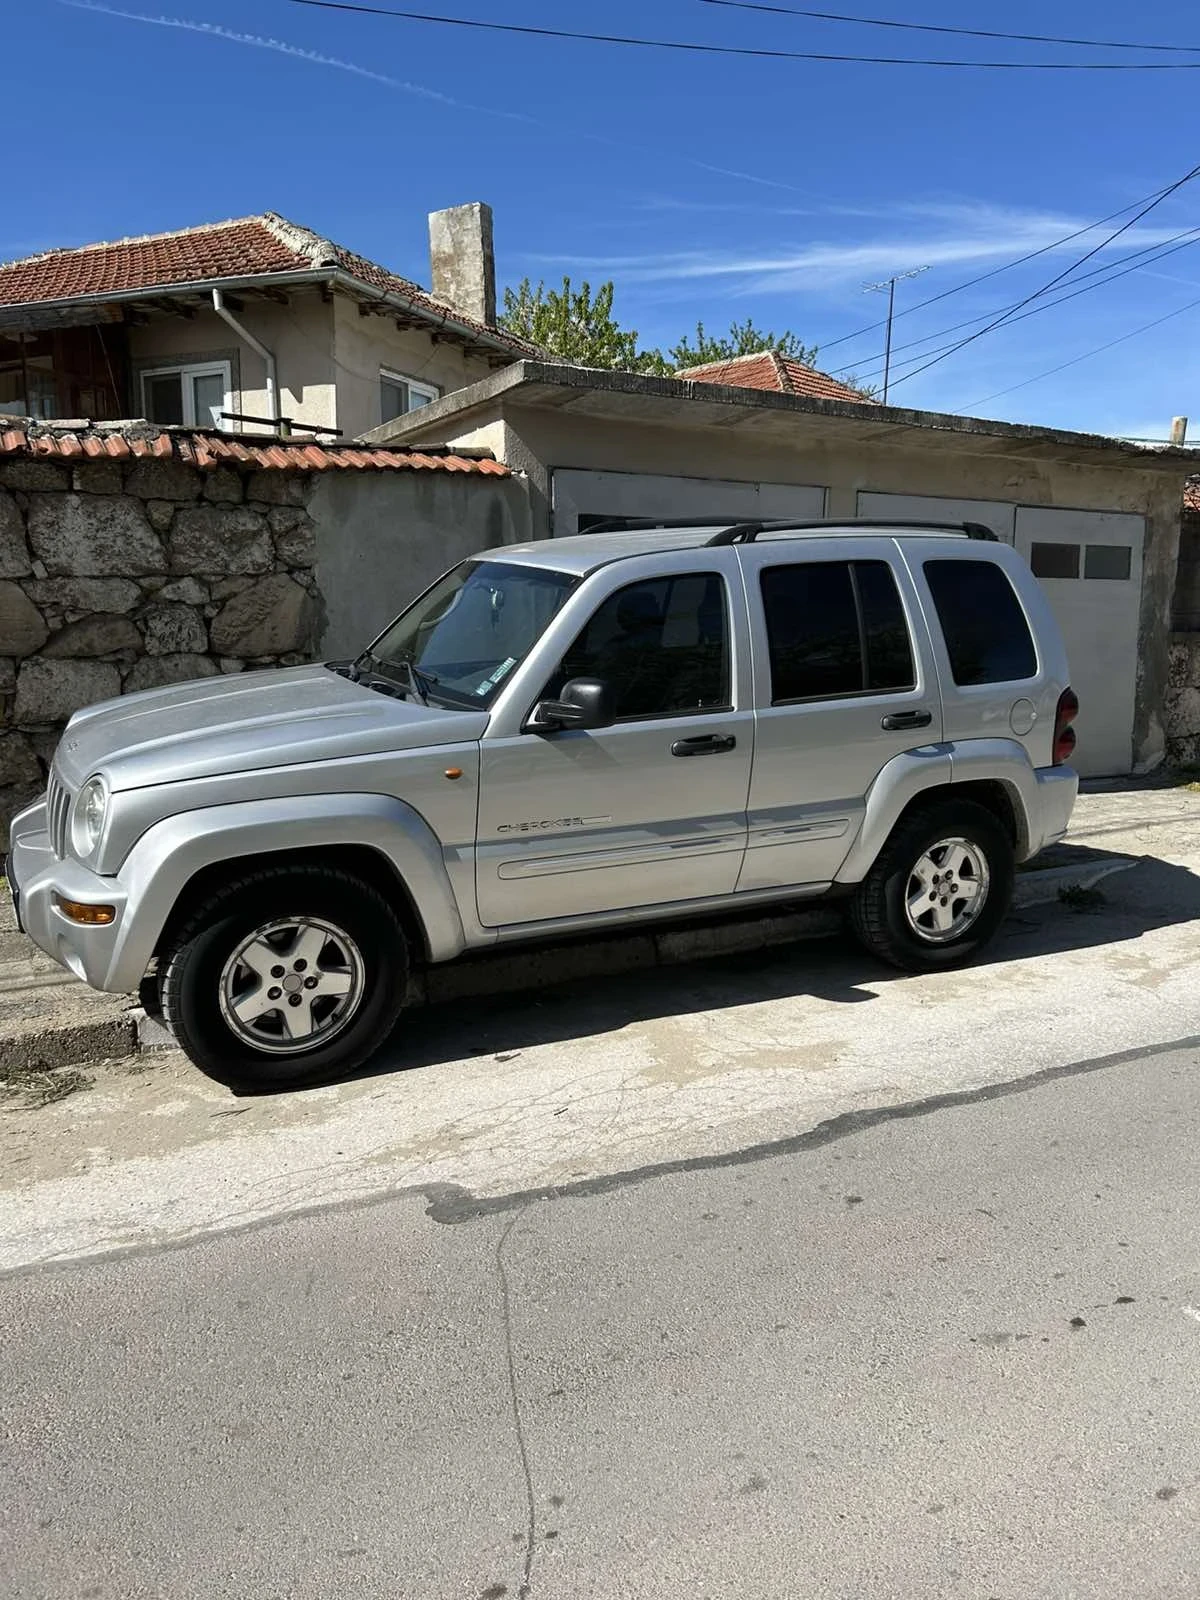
[{"xmin": 1053, "ymin": 687, "xmax": 1079, "ymax": 765}]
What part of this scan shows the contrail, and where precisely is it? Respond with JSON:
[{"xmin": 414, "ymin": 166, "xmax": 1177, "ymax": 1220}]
[
  {"xmin": 57, "ymin": 0, "xmax": 819, "ymax": 196},
  {"xmin": 58, "ymin": 0, "xmax": 538, "ymax": 120}
]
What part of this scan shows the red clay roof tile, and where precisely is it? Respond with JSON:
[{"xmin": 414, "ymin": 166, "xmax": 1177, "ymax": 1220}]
[
  {"xmin": 678, "ymin": 350, "xmax": 876, "ymax": 406},
  {"xmin": 0, "ymin": 420, "xmax": 509, "ymax": 477},
  {"xmin": 0, "ymin": 212, "xmax": 538, "ymax": 357}
]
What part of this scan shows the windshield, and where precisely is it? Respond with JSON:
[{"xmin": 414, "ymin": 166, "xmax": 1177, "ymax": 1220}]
[{"xmin": 365, "ymin": 560, "xmax": 578, "ymax": 708}]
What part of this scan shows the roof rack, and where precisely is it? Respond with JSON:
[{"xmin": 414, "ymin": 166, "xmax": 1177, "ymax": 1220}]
[
  {"xmin": 704, "ymin": 518, "xmax": 999, "ymax": 546},
  {"xmin": 579, "ymin": 516, "xmax": 736, "ymax": 535},
  {"xmin": 577, "ymin": 514, "xmax": 998, "ymax": 543}
]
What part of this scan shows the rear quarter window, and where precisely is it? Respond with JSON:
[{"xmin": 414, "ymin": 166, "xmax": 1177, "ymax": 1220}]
[{"xmin": 924, "ymin": 559, "xmax": 1037, "ymax": 685}]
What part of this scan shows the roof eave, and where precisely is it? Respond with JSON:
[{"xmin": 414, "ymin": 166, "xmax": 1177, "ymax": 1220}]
[
  {"xmin": 361, "ymin": 360, "xmax": 1200, "ymax": 468},
  {"xmin": 328, "ymin": 268, "xmax": 535, "ymax": 360},
  {"xmin": 0, "ymin": 268, "xmax": 535, "ymax": 359}
]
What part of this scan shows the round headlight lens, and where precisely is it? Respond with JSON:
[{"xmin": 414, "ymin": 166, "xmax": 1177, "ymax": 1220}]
[{"xmin": 72, "ymin": 777, "xmax": 109, "ymax": 857}]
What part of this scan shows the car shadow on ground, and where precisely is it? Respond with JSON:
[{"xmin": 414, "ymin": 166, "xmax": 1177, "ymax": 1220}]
[{"xmin": 342, "ymin": 843, "xmax": 1200, "ymax": 1086}]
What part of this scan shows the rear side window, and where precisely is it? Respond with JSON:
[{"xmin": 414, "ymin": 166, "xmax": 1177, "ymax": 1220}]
[
  {"xmin": 760, "ymin": 560, "xmax": 916, "ymax": 703},
  {"xmin": 924, "ymin": 559, "xmax": 1037, "ymax": 685}
]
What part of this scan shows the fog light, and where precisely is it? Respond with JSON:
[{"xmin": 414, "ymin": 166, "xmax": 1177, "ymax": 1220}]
[{"xmin": 54, "ymin": 895, "xmax": 116, "ymax": 926}]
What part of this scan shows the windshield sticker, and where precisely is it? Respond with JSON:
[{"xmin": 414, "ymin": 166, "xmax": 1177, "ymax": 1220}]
[{"xmin": 476, "ymin": 657, "xmax": 517, "ymax": 695}]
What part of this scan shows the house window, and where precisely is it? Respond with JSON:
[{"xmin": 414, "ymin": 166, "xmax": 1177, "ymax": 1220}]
[
  {"xmin": 380, "ymin": 369, "xmax": 439, "ymax": 424},
  {"xmin": 140, "ymin": 361, "xmax": 232, "ymax": 428}
]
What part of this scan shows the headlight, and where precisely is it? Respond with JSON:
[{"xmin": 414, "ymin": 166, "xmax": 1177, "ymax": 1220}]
[{"xmin": 71, "ymin": 776, "xmax": 109, "ymax": 857}]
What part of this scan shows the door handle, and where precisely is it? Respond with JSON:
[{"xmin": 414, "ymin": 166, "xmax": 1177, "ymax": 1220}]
[
  {"xmin": 881, "ymin": 709, "xmax": 933, "ymax": 731},
  {"xmin": 671, "ymin": 734, "xmax": 737, "ymax": 757}
]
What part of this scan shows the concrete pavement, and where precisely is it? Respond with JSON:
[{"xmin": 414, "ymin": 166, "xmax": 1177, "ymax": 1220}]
[{"xmin": 3, "ymin": 1035, "xmax": 1198, "ymax": 1599}]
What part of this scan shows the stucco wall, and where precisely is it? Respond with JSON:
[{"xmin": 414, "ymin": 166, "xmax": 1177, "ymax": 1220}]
[
  {"xmin": 128, "ymin": 292, "xmax": 337, "ymax": 433},
  {"xmin": 309, "ymin": 467, "xmax": 531, "ymax": 659},
  {"xmin": 330, "ymin": 298, "xmax": 499, "ymax": 444}
]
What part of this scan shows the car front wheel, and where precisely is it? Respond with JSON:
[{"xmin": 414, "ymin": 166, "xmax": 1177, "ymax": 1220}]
[
  {"xmin": 849, "ymin": 800, "xmax": 1014, "ymax": 972},
  {"xmin": 160, "ymin": 864, "xmax": 409, "ymax": 1091}
]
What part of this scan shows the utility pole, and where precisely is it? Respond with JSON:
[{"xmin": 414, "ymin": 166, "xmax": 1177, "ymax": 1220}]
[{"xmin": 864, "ymin": 265, "xmax": 930, "ymax": 403}]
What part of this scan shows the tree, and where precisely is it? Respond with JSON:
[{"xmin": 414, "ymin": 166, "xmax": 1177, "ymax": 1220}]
[
  {"xmin": 669, "ymin": 318, "xmax": 818, "ymax": 370},
  {"xmin": 499, "ymin": 277, "xmax": 669, "ymax": 374},
  {"xmin": 499, "ymin": 279, "xmax": 821, "ymax": 380}
]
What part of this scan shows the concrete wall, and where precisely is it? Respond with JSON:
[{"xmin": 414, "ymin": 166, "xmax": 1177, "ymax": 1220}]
[
  {"xmin": 310, "ymin": 467, "xmax": 531, "ymax": 658},
  {"xmin": 129, "ymin": 292, "xmax": 337, "ymax": 433},
  {"xmin": 330, "ymin": 298, "xmax": 498, "ymax": 444}
]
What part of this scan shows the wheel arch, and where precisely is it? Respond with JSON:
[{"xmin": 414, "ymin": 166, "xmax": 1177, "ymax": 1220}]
[
  {"xmin": 101, "ymin": 793, "xmax": 468, "ymax": 993},
  {"xmin": 153, "ymin": 843, "xmax": 430, "ymax": 971}
]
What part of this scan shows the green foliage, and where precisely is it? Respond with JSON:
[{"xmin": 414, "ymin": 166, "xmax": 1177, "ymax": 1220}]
[
  {"xmin": 669, "ymin": 318, "xmax": 818, "ymax": 370},
  {"xmin": 499, "ymin": 280, "xmax": 816, "ymax": 380},
  {"xmin": 499, "ymin": 277, "xmax": 669, "ymax": 374}
]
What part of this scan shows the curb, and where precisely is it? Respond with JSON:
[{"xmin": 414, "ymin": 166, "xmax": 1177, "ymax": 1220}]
[
  {"xmin": 0, "ymin": 1013, "xmax": 137, "ymax": 1080},
  {"xmin": 16, "ymin": 853, "xmax": 1144, "ymax": 1075}
]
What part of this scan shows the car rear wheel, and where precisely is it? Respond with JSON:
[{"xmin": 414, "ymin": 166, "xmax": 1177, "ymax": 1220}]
[
  {"xmin": 160, "ymin": 864, "xmax": 409, "ymax": 1092},
  {"xmin": 850, "ymin": 800, "xmax": 1014, "ymax": 972}
]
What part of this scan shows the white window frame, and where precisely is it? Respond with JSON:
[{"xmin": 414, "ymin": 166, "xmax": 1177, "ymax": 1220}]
[
  {"xmin": 380, "ymin": 368, "xmax": 440, "ymax": 423},
  {"xmin": 140, "ymin": 360, "xmax": 233, "ymax": 428}
]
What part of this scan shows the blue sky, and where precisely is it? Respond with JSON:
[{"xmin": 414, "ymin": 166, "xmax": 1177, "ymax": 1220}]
[{"xmin": 7, "ymin": 0, "xmax": 1199, "ymax": 437}]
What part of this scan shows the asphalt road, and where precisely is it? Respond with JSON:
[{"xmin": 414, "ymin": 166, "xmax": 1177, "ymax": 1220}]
[{"xmin": 4, "ymin": 1034, "xmax": 1199, "ymax": 1600}]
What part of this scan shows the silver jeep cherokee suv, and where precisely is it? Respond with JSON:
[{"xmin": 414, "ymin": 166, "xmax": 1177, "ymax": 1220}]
[{"xmin": 8, "ymin": 518, "xmax": 1079, "ymax": 1091}]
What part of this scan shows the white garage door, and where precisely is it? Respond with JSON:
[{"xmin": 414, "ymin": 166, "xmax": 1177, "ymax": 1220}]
[
  {"xmin": 1014, "ymin": 507, "xmax": 1144, "ymax": 777},
  {"xmin": 552, "ymin": 469, "xmax": 827, "ymax": 536},
  {"xmin": 857, "ymin": 491, "xmax": 1144, "ymax": 776}
]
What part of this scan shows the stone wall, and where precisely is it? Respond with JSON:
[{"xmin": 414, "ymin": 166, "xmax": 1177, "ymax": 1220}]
[
  {"xmin": 1166, "ymin": 634, "xmax": 1200, "ymax": 768},
  {"xmin": 1, "ymin": 454, "xmax": 321, "ymax": 844}
]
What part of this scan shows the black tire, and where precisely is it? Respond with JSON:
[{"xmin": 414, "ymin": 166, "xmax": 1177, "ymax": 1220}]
[
  {"xmin": 849, "ymin": 799, "xmax": 1014, "ymax": 973},
  {"xmin": 160, "ymin": 864, "xmax": 409, "ymax": 1092}
]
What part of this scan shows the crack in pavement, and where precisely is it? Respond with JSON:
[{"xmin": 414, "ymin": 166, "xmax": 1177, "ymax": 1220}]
[{"xmin": 496, "ymin": 1207, "xmax": 538, "ymax": 1600}]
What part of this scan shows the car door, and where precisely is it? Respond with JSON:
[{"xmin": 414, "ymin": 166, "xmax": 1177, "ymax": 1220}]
[
  {"xmin": 475, "ymin": 550, "xmax": 754, "ymax": 928},
  {"xmin": 734, "ymin": 537, "xmax": 944, "ymax": 892}
]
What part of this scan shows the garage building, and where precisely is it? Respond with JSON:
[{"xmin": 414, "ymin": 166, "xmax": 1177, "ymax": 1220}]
[{"xmin": 367, "ymin": 361, "xmax": 1198, "ymax": 777}]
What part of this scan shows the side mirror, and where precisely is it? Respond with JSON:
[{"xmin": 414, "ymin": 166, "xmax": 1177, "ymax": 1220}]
[{"xmin": 531, "ymin": 677, "xmax": 615, "ymax": 732}]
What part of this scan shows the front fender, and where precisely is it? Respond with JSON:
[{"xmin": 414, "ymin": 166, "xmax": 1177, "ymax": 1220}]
[{"xmin": 103, "ymin": 792, "xmax": 469, "ymax": 992}]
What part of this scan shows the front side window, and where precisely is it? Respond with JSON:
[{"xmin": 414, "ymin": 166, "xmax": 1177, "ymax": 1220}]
[
  {"xmin": 545, "ymin": 572, "xmax": 730, "ymax": 721},
  {"xmin": 380, "ymin": 369, "xmax": 440, "ymax": 424},
  {"xmin": 366, "ymin": 560, "xmax": 576, "ymax": 708},
  {"xmin": 760, "ymin": 560, "xmax": 916, "ymax": 703},
  {"xmin": 141, "ymin": 361, "xmax": 231, "ymax": 428},
  {"xmin": 924, "ymin": 559, "xmax": 1037, "ymax": 685}
]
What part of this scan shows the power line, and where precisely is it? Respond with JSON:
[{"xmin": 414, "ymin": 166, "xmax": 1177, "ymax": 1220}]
[
  {"xmin": 886, "ymin": 161, "xmax": 1200, "ymax": 391},
  {"xmin": 958, "ymin": 295, "xmax": 1200, "ymax": 413},
  {"xmin": 834, "ymin": 227, "xmax": 1200, "ymax": 382},
  {"xmin": 697, "ymin": 1, "xmax": 1200, "ymax": 56},
  {"xmin": 815, "ymin": 181, "xmax": 1187, "ymax": 357},
  {"xmin": 280, "ymin": 0, "xmax": 1200, "ymax": 68}
]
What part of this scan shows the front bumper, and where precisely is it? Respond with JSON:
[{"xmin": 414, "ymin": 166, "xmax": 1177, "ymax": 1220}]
[{"xmin": 8, "ymin": 797, "xmax": 131, "ymax": 992}]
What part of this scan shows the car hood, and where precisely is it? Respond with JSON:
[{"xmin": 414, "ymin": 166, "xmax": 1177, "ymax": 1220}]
[{"xmin": 55, "ymin": 665, "xmax": 489, "ymax": 793}]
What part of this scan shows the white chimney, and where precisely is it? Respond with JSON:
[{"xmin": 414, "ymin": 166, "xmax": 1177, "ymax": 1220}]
[
  {"xmin": 1170, "ymin": 415, "xmax": 1188, "ymax": 445},
  {"xmin": 428, "ymin": 202, "xmax": 496, "ymax": 327}
]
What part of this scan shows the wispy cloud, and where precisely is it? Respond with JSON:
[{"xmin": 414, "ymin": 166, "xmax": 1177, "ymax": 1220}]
[{"xmin": 527, "ymin": 203, "xmax": 1195, "ymax": 295}]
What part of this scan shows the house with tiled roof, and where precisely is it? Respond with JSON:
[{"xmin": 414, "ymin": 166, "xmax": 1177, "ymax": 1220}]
[
  {"xmin": 0, "ymin": 203, "xmax": 535, "ymax": 443},
  {"xmin": 677, "ymin": 349, "xmax": 876, "ymax": 406}
]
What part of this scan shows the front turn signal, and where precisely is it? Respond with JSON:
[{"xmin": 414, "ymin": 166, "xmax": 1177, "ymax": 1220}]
[{"xmin": 54, "ymin": 896, "xmax": 116, "ymax": 926}]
